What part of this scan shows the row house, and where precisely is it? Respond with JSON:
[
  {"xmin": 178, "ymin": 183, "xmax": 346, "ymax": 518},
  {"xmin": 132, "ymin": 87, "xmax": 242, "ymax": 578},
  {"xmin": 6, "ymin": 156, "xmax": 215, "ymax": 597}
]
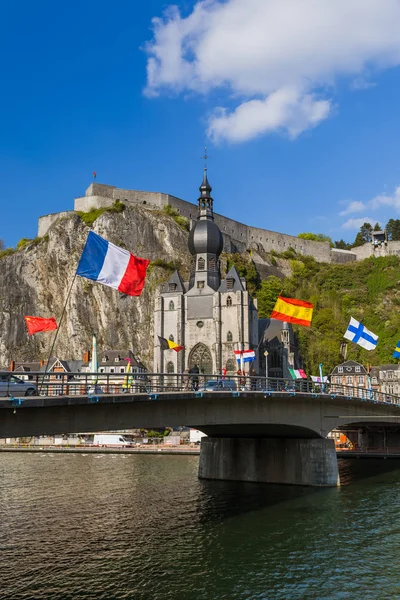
[
  {"xmin": 329, "ymin": 360, "xmax": 369, "ymax": 397},
  {"xmin": 81, "ymin": 350, "xmax": 147, "ymax": 393},
  {"xmin": 370, "ymin": 364, "xmax": 400, "ymax": 397}
]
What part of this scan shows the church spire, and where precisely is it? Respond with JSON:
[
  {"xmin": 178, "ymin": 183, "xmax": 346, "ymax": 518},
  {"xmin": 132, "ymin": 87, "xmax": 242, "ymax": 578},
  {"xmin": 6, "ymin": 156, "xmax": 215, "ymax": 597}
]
[
  {"xmin": 187, "ymin": 165, "xmax": 223, "ymax": 291},
  {"xmin": 198, "ymin": 167, "xmax": 214, "ymax": 220}
]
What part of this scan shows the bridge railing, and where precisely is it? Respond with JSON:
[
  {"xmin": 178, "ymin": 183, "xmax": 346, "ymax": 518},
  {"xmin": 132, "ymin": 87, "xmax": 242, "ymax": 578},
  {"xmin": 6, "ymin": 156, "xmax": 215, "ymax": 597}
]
[{"xmin": 2, "ymin": 371, "xmax": 400, "ymax": 405}]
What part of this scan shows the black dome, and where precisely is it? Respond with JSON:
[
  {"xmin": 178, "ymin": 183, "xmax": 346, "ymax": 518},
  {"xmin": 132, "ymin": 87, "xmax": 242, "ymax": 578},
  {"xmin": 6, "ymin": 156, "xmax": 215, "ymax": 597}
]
[{"xmin": 188, "ymin": 219, "xmax": 223, "ymax": 256}]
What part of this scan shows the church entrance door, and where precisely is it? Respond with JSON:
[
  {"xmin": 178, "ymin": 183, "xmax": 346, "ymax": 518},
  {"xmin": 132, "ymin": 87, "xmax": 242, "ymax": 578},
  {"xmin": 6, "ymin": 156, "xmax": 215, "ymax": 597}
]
[{"xmin": 188, "ymin": 343, "xmax": 213, "ymax": 374}]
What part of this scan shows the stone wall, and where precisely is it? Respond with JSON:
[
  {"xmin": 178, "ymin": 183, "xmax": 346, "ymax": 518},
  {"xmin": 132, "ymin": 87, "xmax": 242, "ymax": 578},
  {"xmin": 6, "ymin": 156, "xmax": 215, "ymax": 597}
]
[
  {"xmin": 38, "ymin": 211, "xmax": 75, "ymax": 238},
  {"xmin": 37, "ymin": 182, "xmax": 400, "ymax": 264}
]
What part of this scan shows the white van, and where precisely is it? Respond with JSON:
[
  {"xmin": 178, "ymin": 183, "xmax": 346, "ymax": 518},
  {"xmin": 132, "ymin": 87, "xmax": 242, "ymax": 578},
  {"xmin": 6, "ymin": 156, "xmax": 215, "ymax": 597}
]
[
  {"xmin": 93, "ymin": 434, "xmax": 131, "ymax": 447},
  {"xmin": 189, "ymin": 429, "xmax": 207, "ymax": 444}
]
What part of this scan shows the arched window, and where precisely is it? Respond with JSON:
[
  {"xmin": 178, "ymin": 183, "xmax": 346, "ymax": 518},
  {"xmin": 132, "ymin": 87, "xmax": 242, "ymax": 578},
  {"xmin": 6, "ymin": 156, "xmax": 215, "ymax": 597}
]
[
  {"xmin": 169, "ymin": 334, "xmax": 174, "ymax": 342},
  {"xmin": 198, "ymin": 257, "xmax": 205, "ymax": 271},
  {"xmin": 227, "ymin": 331, "xmax": 233, "ymax": 342},
  {"xmin": 227, "ymin": 296, "xmax": 232, "ymax": 306},
  {"xmin": 226, "ymin": 359, "xmax": 236, "ymax": 372},
  {"xmin": 167, "ymin": 361, "xmax": 174, "ymax": 374},
  {"xmin": 169, "ymin": 300, "xmax": 175, "ymax": 310},
  {"xmin": 188, "ymin": 343, "xmax": 213, "ymax": 374}
]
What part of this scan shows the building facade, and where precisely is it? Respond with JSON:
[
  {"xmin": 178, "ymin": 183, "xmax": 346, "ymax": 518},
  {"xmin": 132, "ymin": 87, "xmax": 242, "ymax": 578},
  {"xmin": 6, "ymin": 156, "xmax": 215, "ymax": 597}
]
[
  {"xmin": 330, "ymin": 360, "xmax": 369, "ymax": 396},
  {"xmin": 154, "ymin": 170, "xmax": 299, "ymax": 377}
]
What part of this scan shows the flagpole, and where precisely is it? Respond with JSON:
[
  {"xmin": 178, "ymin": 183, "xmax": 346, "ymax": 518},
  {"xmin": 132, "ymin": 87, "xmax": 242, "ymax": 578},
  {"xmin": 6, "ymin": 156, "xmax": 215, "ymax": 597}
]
[{"xmin": 39, "ymin": 273, "xmax": 77, "ymax": 395}]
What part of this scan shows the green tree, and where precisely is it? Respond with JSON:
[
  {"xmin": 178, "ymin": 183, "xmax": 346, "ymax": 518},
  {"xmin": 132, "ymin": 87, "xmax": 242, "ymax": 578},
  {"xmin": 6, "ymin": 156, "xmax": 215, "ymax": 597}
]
[
  {"xmin": 386, "ymin": 218, "xmax": 400, "ymax": 241},
  {"xmin": 334, "ymin": 239, "xmax": 352, "ymax": 250},
  {"xmin": 0, "ymin": 239, "xmax": 3, "ymax": 251},
  {"xmin": 373, "ymin": 222, "xmax": 381, "ymax": 231},
  {"xmin": 353, "ymin": 222, "xmax": 373, "ymax": 246},
  {"xmin": 256, "ymin": 276, "xmax": 283, "ymax": 318}
]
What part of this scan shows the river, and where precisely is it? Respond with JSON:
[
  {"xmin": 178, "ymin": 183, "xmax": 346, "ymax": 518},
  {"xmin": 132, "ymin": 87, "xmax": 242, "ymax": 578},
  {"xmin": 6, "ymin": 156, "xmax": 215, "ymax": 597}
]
[{"xmin": 1, "ymin": 453, "xmax": 400, "ymax": 599}]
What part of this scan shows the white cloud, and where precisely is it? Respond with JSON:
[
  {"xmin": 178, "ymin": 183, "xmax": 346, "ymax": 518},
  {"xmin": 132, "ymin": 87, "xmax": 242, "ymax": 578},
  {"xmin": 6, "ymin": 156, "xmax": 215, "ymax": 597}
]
[
  {"xmin": 341, "ymin": 217, "xmax": 375, "ymax": 230},
  {"xmin": 368, "ymin": 187, "xmax": 400, "ymax": 210},
  {"xmin": 144, "ymin": 0, "xmax": 400, "ymax": 142},
  {"xmin": 207, "ymin": 87, "xmax": 331, "ymax": 142},
  {"xmin": 340, "ymin": 187, "xmax": 400, "ymax": 220},
  {"xmin": 339, "ymin": 201, "xmax": 366, "ymax": 216}
]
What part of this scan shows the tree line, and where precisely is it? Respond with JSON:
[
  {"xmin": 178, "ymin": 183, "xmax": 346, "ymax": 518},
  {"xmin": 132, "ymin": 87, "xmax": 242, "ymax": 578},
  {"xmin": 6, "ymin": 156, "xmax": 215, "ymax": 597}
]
[{"xmin": 298, "ymin": 218, "xmax": 400, "ymax": 250}]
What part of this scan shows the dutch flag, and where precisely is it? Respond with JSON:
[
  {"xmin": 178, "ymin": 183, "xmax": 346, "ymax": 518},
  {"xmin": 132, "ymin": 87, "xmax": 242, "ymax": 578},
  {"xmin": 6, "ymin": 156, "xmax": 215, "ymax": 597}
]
[
  {"xmin": 76, "ymin": 231, "xmax": 150, "ymax": 296},
  {"xmin": 234, "ymin": 349, "xmax": 256, "ymax": 363}
]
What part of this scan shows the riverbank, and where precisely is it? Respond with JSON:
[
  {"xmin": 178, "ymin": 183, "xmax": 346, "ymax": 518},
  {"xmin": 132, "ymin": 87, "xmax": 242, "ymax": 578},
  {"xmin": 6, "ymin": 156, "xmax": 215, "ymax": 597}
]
[{"xmin": 0, "ymin": 444, "xmax": 200, "ymax": 455}]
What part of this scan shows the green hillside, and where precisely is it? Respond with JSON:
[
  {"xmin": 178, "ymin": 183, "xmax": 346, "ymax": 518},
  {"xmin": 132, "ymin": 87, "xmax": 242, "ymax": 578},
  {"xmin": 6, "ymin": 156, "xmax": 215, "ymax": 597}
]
[{"xmin": 229, "ymin": 252, "xmax": 400, "ymax": 376}]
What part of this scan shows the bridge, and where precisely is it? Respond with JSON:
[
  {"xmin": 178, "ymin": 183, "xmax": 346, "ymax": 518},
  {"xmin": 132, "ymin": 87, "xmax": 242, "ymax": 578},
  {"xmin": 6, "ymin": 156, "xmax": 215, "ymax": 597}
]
[{"xmin": 2, "ymin": 372, "xmax": 400, "ymax": 487}]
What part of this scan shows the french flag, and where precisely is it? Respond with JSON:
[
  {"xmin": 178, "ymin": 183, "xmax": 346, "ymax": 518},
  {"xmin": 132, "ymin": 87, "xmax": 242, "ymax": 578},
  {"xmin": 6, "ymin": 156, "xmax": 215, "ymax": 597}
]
[{"xmin": 76, "ymin": 231, "xmax": 150, "ymax": 296}]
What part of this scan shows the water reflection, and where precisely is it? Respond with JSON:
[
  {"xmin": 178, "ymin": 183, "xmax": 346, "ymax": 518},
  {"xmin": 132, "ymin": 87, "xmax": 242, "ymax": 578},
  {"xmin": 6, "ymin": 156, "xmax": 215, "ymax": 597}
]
[{"xmin": 1, "ymin": 453, "xmax": 400, "ymax": 600}]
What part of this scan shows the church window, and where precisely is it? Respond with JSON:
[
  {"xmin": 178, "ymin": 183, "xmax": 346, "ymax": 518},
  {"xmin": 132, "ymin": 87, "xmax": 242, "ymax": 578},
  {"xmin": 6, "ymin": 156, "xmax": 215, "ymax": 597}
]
[
  {"xmin": 226, "ymin": 359, "xmax": 236, "ymax": 372},
  {"xmin": 197, "ymin": 281, "xmax": 205, "ymax": 289},
  {"xmin": 169, "ymin": 301, "xmax": 175, "ymax": 310},
  {"xmin": 167, "ymin": 361, "xmax": 174, "ymax": 374},
  {"xmin": 169, "ymin": 334, "xmax": 174, "ymax": 342},
  {"xmin": 198, "ymin": 257, "xmax": 205, "ymax": 271},
  {"xmin": 189, "ymin": 343, "xmax": 212, "ymax": 374},
  {"xmin": 227, "ymin": 331, "xmax": 233, "ymax": 342},
  {"xmin": 226, "ymin": 279, "xmax": 234, "ymax": 290},
  {"xmin": 168, "ymin": 283, "xmax": 176, "ymax": 292},
  {"xmin": 209, "ymin": 258, "xmax": 216, "ymax": 271},
  {"xmin": 227, "ymin": 296, "xmax": 232, "ymax": 306}
]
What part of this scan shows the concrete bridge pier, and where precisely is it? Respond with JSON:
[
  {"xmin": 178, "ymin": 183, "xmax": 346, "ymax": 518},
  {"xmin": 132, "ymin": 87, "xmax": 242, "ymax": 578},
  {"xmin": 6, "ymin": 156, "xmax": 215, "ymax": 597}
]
[{"xmin": 198, "ymin": 437, "xmax": 340, "ymax": 487}]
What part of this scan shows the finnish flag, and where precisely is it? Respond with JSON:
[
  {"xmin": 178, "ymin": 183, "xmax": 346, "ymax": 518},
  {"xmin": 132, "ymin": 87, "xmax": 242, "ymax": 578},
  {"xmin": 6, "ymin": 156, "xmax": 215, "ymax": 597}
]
[{"xmin": 343, "ymin": 317, "xmax": 378, "ymax": 351}]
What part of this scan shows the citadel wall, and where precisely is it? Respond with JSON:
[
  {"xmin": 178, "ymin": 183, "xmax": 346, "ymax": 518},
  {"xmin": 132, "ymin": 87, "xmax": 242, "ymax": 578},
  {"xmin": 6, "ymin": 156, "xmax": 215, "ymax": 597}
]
[{"xmin": 37, "ymin": 182, "xmax": 400, "ymax": 264}]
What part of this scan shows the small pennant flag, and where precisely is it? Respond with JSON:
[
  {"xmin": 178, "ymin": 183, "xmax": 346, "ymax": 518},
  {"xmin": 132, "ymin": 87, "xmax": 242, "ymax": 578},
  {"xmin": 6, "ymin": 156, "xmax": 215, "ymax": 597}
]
[
  {"xmin": 271, "ymin": 296, "xmax": 314, "ymax": 327},
  {"xmin": 393, "ymin": 341, "xmax": 400, "ymax": 359},
  {"xmin": 343, "ymin": 317, "xmax": 378, "ymax": 351},
  {"xmin": 24, "ymin": 316, "xmax": 58, "ymax": 335},
  {"xmin": 158, "ymin": 335, "xmax": 183, "ymax": 353}
]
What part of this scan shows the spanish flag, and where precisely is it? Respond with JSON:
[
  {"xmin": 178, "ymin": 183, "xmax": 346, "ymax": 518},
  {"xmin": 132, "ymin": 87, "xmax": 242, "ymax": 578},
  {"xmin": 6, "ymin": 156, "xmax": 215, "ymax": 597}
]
[
  {"xmin": 271, "ymin": 296, "xmax": 314, "ymax": 327},
  {"xmin": 24, "ymin": 316, "xmax": 58, "ymax": 335},
  {"xmin": 158, "ymin": 335, "xmax": 184, "ymax": 353}
]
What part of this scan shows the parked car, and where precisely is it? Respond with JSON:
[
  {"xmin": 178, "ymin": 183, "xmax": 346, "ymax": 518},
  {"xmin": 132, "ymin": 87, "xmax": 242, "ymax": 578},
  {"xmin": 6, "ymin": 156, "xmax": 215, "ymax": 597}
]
[
  {"xmin": 198, "ymin": 379, "xmax": 237, "ymax": 392},
  {"xmin": 0, "ymin": 372, "xmax": 37, "ymax": 397}
]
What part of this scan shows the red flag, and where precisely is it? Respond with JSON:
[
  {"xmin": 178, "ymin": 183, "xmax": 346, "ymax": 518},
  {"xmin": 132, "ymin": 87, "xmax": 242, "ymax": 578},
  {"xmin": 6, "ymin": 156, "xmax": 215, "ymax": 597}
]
[
  {"xmin": 24, "ymin": 316, "xmax": 58, "ymax": 335},
  {"xmin": 93, "ymin": 171, "xmax": 97, "ymax": 179}
]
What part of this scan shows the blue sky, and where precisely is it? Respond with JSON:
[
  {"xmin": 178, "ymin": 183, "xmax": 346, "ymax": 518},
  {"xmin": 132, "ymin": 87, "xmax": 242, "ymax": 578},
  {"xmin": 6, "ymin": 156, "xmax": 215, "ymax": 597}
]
[{"xmin": 2, "ymin": 0, "xmax": 400, "ymax": 248}]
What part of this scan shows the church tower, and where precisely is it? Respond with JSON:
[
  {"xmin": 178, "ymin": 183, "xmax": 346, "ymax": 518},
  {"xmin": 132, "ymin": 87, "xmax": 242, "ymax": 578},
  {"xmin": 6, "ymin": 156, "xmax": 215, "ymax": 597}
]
[
  {"xmin": 187, "ymin": 168, "xmax": 223, "ymax": 291},
  {"xmin": 154, "ymin": 167, "xmax": 259, "ymax": 376}
]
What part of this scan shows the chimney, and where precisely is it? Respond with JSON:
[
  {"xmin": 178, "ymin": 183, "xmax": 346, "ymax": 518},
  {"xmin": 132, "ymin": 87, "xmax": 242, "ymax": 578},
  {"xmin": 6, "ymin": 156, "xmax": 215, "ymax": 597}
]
[
  {"xmin": 40, "ymin": 361, "xmax": 45, "ymax": 367},
  {"xmin": 9, "ymin": 360, "xmax": 15, "ymax": 372},
  {"xmin": 82, "ymin": 350, "xmax": 91, "ymax": 363}
]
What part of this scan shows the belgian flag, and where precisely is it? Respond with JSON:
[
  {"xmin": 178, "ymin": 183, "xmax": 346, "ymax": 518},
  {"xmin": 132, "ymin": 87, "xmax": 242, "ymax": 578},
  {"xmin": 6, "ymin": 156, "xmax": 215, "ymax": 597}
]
[{"xmin": 158, "ymin": 336, "xmax": 184, "ymax": 353}]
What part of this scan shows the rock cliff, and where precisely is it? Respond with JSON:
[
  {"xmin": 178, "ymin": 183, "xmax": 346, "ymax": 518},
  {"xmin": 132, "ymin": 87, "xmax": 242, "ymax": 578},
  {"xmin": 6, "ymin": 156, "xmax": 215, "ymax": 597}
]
[{"xmin": 0, "ymin": 205, "xmax": 287, "ymax": 369}]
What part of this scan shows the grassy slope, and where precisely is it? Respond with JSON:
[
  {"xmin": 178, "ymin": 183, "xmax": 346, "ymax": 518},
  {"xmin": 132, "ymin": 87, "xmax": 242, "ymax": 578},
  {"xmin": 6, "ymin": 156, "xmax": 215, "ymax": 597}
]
[{"xmin": 228, "ymin": 252, "xmax": 400, "ymax": 376}]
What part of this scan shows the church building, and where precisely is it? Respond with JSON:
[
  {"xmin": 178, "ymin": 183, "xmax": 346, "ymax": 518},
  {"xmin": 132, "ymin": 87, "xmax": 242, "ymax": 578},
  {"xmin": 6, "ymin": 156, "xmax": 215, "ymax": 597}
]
[{"xmin": 153, "ymin": 169, "xmax": 298, "ymax": 377}]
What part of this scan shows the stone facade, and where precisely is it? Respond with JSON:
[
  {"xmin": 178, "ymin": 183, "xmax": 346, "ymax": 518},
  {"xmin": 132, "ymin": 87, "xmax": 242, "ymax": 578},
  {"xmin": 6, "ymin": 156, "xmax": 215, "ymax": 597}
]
[
  {"xmin": 330, "ymin": 360, "xmax": 369, "ymax": 396},
  {"xmin": 370, "ymin": 364, "xmax": 400, "ymax": 396},
  {"xmin": 153, "ymin": 170, "xmax": 299, "ymax": 377}
]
